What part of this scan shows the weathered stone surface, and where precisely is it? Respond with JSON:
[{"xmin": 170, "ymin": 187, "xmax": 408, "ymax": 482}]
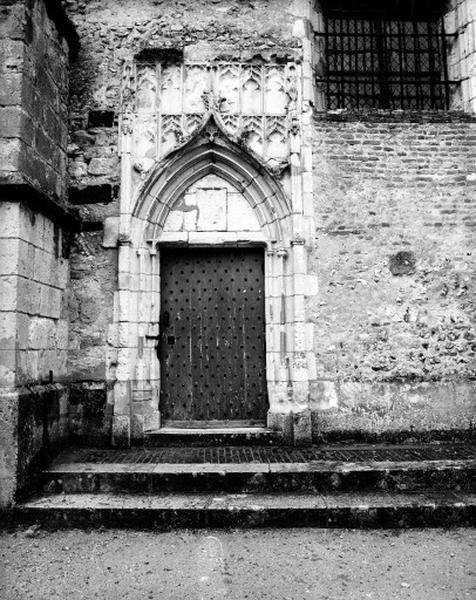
[
  {"xmin": 68, "ymin": 382, "xmax": 112, "ymax": 446},
  {"xmin": 309, "ymin": 115, "xmax": 476, "ymax": 433},
  {"xmin": 14, "ymin": 384, "xmax": 69, "ymax": 502},
  {"xmin": 87, "ymin": 157, "xmax": 118, "ymax": 176},
  {"xmin": 389, "ymin": 251, "xmax": 417, "ymax": 276}
]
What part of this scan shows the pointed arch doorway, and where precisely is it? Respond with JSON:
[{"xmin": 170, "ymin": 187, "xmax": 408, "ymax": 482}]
[{"xmin": 112, "ymin": 112, "xmax": 311, "ymax": 444}]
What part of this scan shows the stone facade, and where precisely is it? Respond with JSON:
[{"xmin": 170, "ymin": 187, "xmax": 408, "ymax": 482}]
[{"xmin": 0, "ymin": 0, "xmax": 475, "ymax": 505}]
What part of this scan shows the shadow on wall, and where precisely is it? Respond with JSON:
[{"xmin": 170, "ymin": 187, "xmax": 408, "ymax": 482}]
[
  {"xmin": 68, "ymin": 382, "xmax": 112, "ymax": 446},
  {"xmin": 15, "ymin": 384, "xmax": 68, "ymax": 501},
  {"xmin": 12, "ymin": 381, "xmax": 111, "ymax": 503}
]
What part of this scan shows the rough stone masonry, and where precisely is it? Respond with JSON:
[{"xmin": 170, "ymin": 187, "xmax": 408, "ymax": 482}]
[{"xmin": 0, "ymin": 0, "xmax": 475, "ymax": 507}]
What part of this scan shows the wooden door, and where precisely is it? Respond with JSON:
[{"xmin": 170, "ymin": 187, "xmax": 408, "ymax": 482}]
[{"xmin": 159, "ymin": 247, "xmax": 268, "ymax": 426}]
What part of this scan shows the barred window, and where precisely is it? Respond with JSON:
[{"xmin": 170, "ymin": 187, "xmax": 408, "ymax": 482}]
[{"xmin": 316, "ymin": 0, "xmax": 455, "ymax": 110}]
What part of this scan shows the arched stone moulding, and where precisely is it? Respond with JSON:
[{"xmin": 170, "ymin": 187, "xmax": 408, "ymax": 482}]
[{"xmin": 112, "ymin": 112, "xmax": 313, "ymax": 445}]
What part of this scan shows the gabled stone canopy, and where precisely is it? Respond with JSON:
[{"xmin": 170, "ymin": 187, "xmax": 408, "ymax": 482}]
[{"xmin": 132, "ymin": 112, "xmax": 292, "ymax": 245}]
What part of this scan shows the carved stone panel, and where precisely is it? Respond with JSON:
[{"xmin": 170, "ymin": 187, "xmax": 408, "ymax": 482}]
[{"xmin": 128, "ymin": 61, "xmax": 297, "ymax": 167}]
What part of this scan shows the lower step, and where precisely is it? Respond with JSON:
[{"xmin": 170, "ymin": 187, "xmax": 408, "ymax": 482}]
[{"xmin": 13, "ymin": 491, "xmax": 476, "ymax": 529}]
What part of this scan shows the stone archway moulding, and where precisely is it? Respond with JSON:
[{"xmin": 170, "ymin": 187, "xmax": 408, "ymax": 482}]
[{"xmin": 111, "ymin": 110, "xmax": 314, "ymax": 446}]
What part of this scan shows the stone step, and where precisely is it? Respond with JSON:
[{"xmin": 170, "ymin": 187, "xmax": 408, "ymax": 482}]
[
  {"xmin": 144, "ymin": 427, "xmax": 280, "ymax": 447},
  {"xmin": 13, "ymin": 491, "xmax": 476, "ymax": 529},
  {"xmin": 41, "ymin": 457, "xmax": 476, "ymax": 495}
]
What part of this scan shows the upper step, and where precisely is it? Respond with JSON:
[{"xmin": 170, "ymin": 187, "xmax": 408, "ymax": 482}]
[{"xmin": 40, "ymin": 443, "xmax": 476, "ymax": 495}]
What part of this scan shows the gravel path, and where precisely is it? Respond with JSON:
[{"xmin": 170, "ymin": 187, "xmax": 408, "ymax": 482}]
[{"xmin": 0, "ymin": 527, "xmax": 475, "ymax": 599}]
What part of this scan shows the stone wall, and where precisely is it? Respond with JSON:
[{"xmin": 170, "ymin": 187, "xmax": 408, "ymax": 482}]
[
  {"xmin": 310, "ymin": 112, "xmax": 476, "ymax": 438},
  {"xmin": 0, "ymin": 0, "xmax": 76, "ymax": 506},
  {"xmin": 67, "ymin": 230, "xmax": 116, "ymax": 445},
  {"xmin": 0, "ymin": 202, "xmax": 70, "ymax": 504},
  {"xmin": 0, "ymin": 0, "xmax": 71, "ymax": 203}
]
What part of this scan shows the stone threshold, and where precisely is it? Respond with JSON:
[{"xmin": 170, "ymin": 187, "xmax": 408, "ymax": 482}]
[
  {"xmin": 149, "ymin": 426, "xmax": 272, "ymax": 435},
  {"xmin": 144, "ymin": 428, "xmax": 279, "ymax": 447}
]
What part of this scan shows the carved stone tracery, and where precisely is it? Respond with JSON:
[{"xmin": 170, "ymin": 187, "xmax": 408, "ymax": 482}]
[{"xmin": 128, "ymin": 61, "xmax": 300, "ymax": 168}]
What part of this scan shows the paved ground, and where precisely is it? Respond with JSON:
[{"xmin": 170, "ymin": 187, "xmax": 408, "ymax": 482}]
[{"xmin": 0, "ymin": 527, "xmax": 475, "ymax": 599}]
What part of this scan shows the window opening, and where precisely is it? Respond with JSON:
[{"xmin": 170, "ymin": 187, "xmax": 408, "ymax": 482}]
[{"xmin": 316, "ymin": 0, "xmax": 456, "ymax": 110}]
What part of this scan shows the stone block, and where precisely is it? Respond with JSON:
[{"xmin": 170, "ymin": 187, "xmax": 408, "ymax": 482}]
[
  {"xmin": 0, "ymin": 72, "xmax": 22, "ymax": 106},
  {"xmin": 88, "ymin": 157, "xmax": 118, "ymax": 176},
  {"xmin": 39, "ymin": 284, "xmax": 61, "ymax": 319},
  {"xmin": 0, "ymin": 236, "xmax": 20, "ymax": 276},
  {"xmin": 0, "ymin": 138, "xmax": 21, "ymax": 172},
  {"xmin": 0, "ymin": 349, "xmax": 16, "ymax": 386},
  {"xmin": 0, "ymin": 2, "xmax": 25, "ymax": 41},
  {"xmin": 28, "ymin": 317, "xmax": 54, "ymax": 350},
  {"xmin": 68, "ymin": 160, "xmax": 88, "ymax": 179},
  {"xmin": 227, "ymin": 193, "xmax": 260, "ymax": 231},
  {"xmin": 0, "ymin": 202, "xmax": 20, "ymax": 238},
  {"xmin": 163, "ymin": 210, "xmax": 184, "ymax": 232},
  {"xmin": 0, "ymin": 311, "xmax": 17, "ymax": 349},
  {"xmin": 102, "ymin": 217, "xmax": 119, "ymax": 248},
  {"xmin": 55, "ymin": 260, "xmax": 68, "ymax": 289},
  {"xmin": 183, "ymin": 207, "xmax": 199, "ymax": 231},
  {"xmin": 16, "ymin": 349, "xmax": 39, "ymax": 382},
  {"xmin": 0, "ymin": 106, "xmax": 23, "ymax": 139},
  {"xmin": 112, "ymin": 414, "xmax": 130, "ymax": 447},
  {"xmin": 55, "ymin": 319, "xmax": 69, "ymax": 350},
  {"xmin": 0, "ymin": 275, "xmax": 17, "ymax": 310},
  {"xmin": 16, "ymin": 278, "xmax": 40, "ymax": 314},
  {"xmin": 293, "ymin": 409, "xmax": 312, "ymax": 445},
  {"xmin": 195, "ymin": 188, "xmax": 227, "ymax": 231},
  {"xmin": 33, "ymin": 247, "xmax": 52, "ymax": 283},
  {"xmin": 116, "ymin": 348, "xmax": 134, "ymax": 381},
  {"xmin": 31, "ymin": 213, "xmax": 47, "ymax": 250}
]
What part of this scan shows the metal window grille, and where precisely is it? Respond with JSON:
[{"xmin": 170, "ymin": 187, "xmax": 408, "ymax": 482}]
[{"xmin": 316, "ymin": 0, "xmax": 456, "ymax": 110}]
